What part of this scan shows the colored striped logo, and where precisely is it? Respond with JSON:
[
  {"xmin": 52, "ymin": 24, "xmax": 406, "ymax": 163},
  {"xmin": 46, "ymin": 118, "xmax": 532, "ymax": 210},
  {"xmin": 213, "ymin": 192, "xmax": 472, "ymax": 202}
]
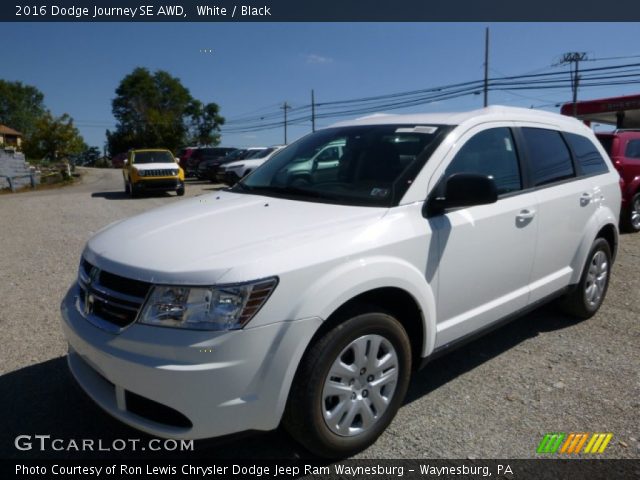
[{"xmin": 537, "ymin": 433, "xmax": 613, "ymax": 454}]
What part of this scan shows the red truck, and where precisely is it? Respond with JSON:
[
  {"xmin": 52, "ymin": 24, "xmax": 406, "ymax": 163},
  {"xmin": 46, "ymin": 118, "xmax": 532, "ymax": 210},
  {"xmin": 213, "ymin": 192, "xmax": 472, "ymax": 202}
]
[{"xmin": 596, "ymin": 130, "xmax": 640, "ymax": 232}]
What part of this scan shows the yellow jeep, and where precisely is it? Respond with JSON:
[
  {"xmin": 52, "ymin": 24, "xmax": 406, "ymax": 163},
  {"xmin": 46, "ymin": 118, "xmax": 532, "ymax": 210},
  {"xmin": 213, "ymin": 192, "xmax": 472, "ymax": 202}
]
[{"xmin": 123, "ymin": 149, "xmax": 185, "ymax": 198}]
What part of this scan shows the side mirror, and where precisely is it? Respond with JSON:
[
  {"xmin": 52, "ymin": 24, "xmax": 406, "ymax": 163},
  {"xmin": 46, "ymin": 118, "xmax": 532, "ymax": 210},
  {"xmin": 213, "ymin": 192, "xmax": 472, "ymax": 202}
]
[{"xmin": 426, "ymin": 173, "xmax": 498, "ymax": 216}]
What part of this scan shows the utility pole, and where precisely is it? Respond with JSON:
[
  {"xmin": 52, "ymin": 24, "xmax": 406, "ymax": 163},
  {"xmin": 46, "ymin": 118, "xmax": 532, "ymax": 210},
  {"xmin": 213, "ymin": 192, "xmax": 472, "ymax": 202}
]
[
  {"xmin": 483, "ymin": 27, "xmax": 489, "ymax": 108},
  {"xmin": 311, "ymin": 90, "xmax": 316, "ymax": 132},
  {"xmin": 555, "ymin": 52, "xmax": 588, "ymax": 117},
  {"xmin": 281, "ymin": 101, "xmax": 292, "ymax": 144}
]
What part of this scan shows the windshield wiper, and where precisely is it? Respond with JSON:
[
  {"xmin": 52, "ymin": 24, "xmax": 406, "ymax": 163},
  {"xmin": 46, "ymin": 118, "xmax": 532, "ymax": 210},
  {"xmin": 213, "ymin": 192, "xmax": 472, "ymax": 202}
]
[
  {"xmin": 238, "ymin": 184, "xmax": 338, "ymax": 200},
  {"xmin": 232, "ymin": 181, "xmax": 253, "ymax": 192}
]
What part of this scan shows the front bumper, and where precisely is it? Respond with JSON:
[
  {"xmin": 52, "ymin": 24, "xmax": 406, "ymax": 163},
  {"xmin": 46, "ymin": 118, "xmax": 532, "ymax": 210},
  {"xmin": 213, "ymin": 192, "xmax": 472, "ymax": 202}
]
[
  {"xmin": 133, "ymin": 178, "xmax": 182, "ymax": 192},
  {"xmin": 60, "ymin": 285, "xmax": 321, "ymax": 439}
]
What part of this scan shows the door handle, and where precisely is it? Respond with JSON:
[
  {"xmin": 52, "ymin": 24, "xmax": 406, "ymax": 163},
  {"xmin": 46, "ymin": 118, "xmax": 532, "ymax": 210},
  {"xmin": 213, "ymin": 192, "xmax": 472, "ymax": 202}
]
[
  {"xmin": 517, "ymin": 209, "xmax": 536, "ymax": 220},
  {"xmin": 580, "ymin": 192, "xmax": 593, "ymax": 206}
]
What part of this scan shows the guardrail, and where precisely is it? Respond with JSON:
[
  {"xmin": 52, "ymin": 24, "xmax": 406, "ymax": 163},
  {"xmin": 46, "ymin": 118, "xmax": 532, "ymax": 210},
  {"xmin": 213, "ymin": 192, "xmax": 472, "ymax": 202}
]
[
  {"xmin": 0, "ymin": 173, "xmax": 37, "ymax": 192},
  {"xmin": 0, "ymin": 172, "xmax": 64, "ymax": 192}
]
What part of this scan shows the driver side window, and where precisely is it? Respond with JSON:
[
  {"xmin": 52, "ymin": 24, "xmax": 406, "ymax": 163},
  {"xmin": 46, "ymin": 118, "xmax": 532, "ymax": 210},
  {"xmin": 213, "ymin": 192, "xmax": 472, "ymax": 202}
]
[{"xmin": 445, "ymin": 127, "xmax": 522, "ymax": 195}]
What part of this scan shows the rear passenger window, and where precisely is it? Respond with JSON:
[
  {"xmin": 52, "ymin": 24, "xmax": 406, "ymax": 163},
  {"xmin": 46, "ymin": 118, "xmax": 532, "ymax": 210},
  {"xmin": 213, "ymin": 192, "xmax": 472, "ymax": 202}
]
[
  {"xmin": 522, "ymin": 128, "xmax": 574, "ymax": 186},
  {"xmin": 446, "ymin": 127, "xmax": 522, "ymax": 195},
  {"xmin": 565, "ymin": 133, "xmax": 609, "ymax": 175},
  {"xmin": 625, "ymin": 139, "xmax": 640, "ymax": 159}
]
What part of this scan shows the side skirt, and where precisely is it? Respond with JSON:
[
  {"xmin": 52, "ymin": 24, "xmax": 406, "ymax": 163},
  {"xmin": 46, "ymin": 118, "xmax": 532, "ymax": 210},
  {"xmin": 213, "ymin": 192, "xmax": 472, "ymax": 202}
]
[{"xmin": 418, "ymin": 285, "xmax": 575, "ymax": 370}]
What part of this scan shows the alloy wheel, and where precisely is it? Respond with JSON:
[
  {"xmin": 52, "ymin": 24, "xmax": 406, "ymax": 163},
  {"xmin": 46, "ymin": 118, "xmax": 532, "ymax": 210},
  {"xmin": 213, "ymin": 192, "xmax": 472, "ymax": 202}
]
[
  {"xmin": 584, "ymin": 250, "xmax": 608, "ymax": 309},
  {"xmin": 321, "ymin": 334, "xmax": 399, "ymax": 437}
]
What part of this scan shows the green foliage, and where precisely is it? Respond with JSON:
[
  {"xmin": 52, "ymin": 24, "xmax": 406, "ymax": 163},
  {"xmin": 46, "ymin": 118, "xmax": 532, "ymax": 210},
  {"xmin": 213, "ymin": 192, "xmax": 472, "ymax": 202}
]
[
  {"xmin": 0, "ymin": 80, "xmax": 46, "ymax": 137},
  {"xmin": 107, "ymin": 68, "xmax": 224, "ymax": 155},
  {"xmin": 23, "ymin": 112, "xmax": 85, "ymax": 161},
  {"xmin": 93, "ymin": 157, "xmax": 111, "ymax": 168},
  {"xmin": 187, "ymin": 100, "xmax": 225, "ymax": 146}
]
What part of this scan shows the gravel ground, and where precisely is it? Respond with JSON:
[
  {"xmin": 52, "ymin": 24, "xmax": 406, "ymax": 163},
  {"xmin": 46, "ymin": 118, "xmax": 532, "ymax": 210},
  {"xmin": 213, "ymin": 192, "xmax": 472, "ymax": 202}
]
[{"xmin": 0, "ymin": 167, "xmax": 638, "ymax": 460}]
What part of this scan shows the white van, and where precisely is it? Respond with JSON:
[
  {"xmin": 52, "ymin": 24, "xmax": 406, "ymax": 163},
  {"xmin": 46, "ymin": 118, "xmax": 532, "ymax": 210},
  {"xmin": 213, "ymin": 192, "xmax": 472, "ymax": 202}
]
[{"xmin": 61, "ymin": 106, "xmax": 620, "ymax": 457}]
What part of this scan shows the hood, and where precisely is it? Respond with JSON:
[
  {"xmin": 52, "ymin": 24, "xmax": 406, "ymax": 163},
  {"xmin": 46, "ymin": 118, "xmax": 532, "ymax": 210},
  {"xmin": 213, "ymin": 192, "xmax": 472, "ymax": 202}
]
[
  {"xmin": 84, "ymin": 190, "xmax": 387, "ymax": 285},
  {"xmin": 132, "ymin": 163, "xmax": 179, "ymax": 171}
]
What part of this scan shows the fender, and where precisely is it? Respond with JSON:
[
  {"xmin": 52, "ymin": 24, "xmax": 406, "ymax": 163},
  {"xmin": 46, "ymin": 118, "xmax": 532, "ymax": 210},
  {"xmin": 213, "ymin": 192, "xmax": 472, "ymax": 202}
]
[
  {"xmin": 569, "ymin": 206, "xmax": 619, "ymax": 285},
  {"xmin": 287, "ymin": 255, "xmax": 437, "ymax": 358}
]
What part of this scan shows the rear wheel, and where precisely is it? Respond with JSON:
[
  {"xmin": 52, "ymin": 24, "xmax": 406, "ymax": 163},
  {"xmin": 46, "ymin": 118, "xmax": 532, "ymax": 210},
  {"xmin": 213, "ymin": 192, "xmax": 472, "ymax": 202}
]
[
  {"xmin": 283, "ymin": 311, "xmax": 411, "ymax": 458},
  {"xmin": 621, "ymin": 192, "xmax": 640, "ymax": 233},
  {"xmin": 559, "ymin": 238, "xmax": 611, "ymax": 319}
]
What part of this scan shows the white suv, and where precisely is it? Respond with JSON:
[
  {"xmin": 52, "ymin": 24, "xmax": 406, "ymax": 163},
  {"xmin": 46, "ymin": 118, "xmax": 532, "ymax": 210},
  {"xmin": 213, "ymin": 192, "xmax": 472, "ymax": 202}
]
[
  {"xmin": 217, "ymin": 145, "xmax": 285, "ymax": 185},
  {"xmin": 61, "ymin": 106, "xmax": 620, "ymax": 457}
]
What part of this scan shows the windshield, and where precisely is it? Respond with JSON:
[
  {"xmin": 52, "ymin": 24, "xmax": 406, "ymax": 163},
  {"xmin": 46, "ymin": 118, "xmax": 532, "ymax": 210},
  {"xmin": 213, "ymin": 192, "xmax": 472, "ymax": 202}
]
[
  {"xmin": 132, "ymin": 151, "xmax": 175, "ymax": 164},
  {"xmin": 596, "ymin": 135, "xmax": 613, "ymax": 155},
  {"xmin": 224, "ymin": 149, "xmax": 249, "ymax": 161},
  {"xmin": 233, "ymin": 124, "xmax": 449, "ymax": 207},
  {"xmin": 246, "ymin": 148, "xmax": 274, "ymax": 159}
]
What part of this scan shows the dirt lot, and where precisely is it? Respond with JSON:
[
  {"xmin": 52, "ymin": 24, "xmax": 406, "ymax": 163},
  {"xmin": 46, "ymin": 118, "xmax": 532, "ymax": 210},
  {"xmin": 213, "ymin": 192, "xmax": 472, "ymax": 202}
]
[{"xmin": 0, "ymin": 167, "xmax": 638, "ymax": 459}]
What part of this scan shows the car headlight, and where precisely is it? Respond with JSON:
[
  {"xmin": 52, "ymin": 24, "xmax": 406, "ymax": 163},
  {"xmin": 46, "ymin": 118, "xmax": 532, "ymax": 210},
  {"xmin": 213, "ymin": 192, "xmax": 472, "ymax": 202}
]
[
  {"xmin": 171, "ymin": 169, "xmax": 179, "ymax": 176},
  {"xmin": 137, "ymin": 169, "xmax": 147, "ymax": 177},
  {"xmin": 137, "ymin": 277, "xmax": 278, "ymax": 330}
]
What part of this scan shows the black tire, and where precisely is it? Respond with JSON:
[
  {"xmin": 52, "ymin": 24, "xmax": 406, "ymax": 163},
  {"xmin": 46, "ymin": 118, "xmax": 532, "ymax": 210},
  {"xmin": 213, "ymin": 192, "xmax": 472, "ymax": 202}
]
[
  {"xmin": 621, "ymin": 192, "xmax": 640, "ymax": 233},
  {"xmin": 283, "ymin": 311, "xmax": 411, "ymax": 458},
  {"xmin": 124, "ymin": 180, "xmax": 130, "ymax": 194},
  {"xmin": 176, "ymin": 184, "xmax": 185, "ymax": 196},
  {"xmin": 128, "ymin": 181, "xmax": 137, "ymax": 199},
  {"xmin": 559, "ymin": 238, "xmax": 612, "ymax": 319}
]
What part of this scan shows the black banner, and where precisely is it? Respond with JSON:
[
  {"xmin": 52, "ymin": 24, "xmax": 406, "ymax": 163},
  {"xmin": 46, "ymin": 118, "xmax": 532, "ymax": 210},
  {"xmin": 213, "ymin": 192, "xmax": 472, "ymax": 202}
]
[
  {"xmin": 4, "ymin": 0, "xmax": 640, "ymax": 22},
  {"xmin": 4, "ymin": 459, "xmax": 640, "ymax": 480}
]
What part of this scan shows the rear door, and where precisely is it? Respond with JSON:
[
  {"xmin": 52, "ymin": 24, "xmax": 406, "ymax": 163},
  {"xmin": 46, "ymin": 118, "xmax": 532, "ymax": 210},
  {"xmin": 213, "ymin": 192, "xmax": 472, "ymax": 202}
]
[{"xmin": 518, "ymin": 127, "xmax": 599, "ymax": 302}]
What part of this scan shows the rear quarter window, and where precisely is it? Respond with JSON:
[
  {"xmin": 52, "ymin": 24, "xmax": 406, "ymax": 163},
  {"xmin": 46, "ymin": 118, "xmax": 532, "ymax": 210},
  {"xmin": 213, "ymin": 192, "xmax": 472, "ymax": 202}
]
[{"xmin": 565, "ymin": 133, "xmax": 609, "ymax": 176}]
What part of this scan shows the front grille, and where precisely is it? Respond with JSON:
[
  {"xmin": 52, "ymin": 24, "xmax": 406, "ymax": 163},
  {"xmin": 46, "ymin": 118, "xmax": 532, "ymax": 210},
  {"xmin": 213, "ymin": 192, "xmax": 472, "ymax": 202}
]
[
  {"xmin": 142, "ymin": 169, "xmax": 176, "ymax": 177},
  {"xmin": 78, "ymin": 259, "xmax": 152, "ymax": 331}
]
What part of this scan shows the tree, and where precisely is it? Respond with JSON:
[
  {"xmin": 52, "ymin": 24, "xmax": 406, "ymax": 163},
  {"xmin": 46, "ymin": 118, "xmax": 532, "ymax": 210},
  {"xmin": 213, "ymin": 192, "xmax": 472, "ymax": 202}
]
[
  {"xmin": 188, "ymin": 100, "xmax": 225, "ymax": 145},
  {"xmin": 23, "ymin": 112, "xmax": 85, "ymax": 161},
  {"xmin": 108, "ymin": 68, "xmax": 224, "ymax": 155},
  {"xmin": 0, "ymin": 80, "xmax": 46, "ymax": 137}
]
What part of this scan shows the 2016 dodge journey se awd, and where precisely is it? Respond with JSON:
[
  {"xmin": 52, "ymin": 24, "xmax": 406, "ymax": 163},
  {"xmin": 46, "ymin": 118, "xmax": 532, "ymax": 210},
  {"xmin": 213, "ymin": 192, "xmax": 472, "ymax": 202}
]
[{"xmin": 61, "ymin": 106, "xmax": 620, "ymax": 457}]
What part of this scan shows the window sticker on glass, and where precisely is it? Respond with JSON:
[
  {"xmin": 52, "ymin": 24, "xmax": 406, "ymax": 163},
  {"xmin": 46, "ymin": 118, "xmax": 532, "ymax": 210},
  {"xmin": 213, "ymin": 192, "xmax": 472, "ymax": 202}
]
[
  {"xmin": 395, "ymin": 126, "xmax": 438, "ymax": 134},
  {"xmin": 504, "ymin": 137, "xmax": 513, "ymax": 152},
  {"xmin": 370, "ymin": 187, "xmax": 390, "ymax": 197}
]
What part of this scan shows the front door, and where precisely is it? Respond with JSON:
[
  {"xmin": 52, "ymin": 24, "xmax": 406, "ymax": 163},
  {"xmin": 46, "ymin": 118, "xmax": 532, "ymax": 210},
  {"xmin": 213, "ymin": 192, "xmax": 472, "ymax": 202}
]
[{"xmin": 428, "ymin": 125, "xmax": 537, "ymax": 348}]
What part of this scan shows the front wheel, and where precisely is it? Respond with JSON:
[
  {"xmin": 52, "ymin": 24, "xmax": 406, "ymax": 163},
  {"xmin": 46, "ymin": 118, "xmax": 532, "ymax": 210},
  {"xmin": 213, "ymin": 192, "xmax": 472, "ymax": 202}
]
[
  {"xmin": 283, "ymin": 311, "xmax": 411, "ymax": 458},
  {"xmin": 176, "ymin": 183, "xmax": 185, "ymax": 196},
  {"xmin": 559, "ymin": 238, "xmax": 612, "ymax": 319},
  {"xmin": 621, "ymin": 192, "xmax": 640, "ymax": 233}
]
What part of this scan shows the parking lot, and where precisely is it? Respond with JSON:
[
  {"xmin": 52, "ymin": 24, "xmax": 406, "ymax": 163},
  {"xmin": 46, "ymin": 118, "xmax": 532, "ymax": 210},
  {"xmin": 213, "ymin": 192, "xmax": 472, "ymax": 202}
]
[{"xmin": 0, "ymin": 167, "xmax": 638, "ymax": 459}]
